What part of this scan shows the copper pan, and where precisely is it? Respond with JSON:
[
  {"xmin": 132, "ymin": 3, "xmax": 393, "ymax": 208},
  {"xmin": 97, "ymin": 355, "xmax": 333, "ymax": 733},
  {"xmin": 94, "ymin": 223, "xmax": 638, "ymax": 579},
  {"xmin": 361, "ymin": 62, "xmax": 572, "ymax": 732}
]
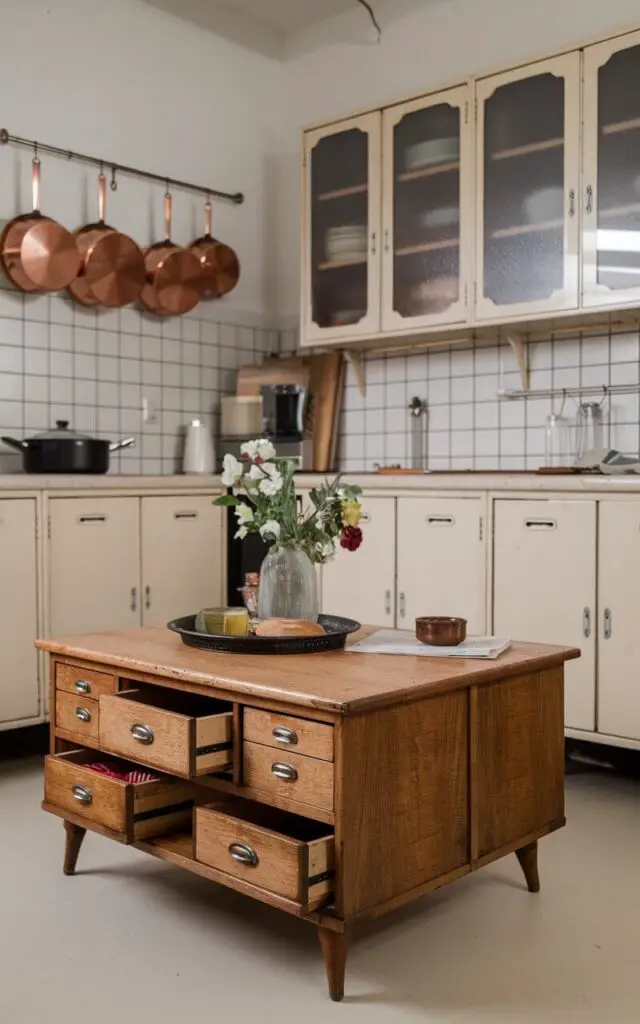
[
  {"xmin": 0, "ymin": 156, "xmax": 80, "ymax": 292},
  {"xmin": 189, "ymin": 199, "xmax": 240, "ymax": 299},
  {"xmin": 68, "ymin": 172, "xmax": 146, "ymax": 308},
  {"xmin": 139, "ymin": 191, "xmax": 201, "ymax": 317}
]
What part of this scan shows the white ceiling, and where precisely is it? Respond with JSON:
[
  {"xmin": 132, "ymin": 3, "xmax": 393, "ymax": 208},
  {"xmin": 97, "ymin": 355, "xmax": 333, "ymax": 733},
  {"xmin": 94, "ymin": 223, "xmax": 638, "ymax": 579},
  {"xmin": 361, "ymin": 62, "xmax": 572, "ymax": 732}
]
[{"xmin": 143, "ymin": 0, "xmax": 382, "ymax": 57}]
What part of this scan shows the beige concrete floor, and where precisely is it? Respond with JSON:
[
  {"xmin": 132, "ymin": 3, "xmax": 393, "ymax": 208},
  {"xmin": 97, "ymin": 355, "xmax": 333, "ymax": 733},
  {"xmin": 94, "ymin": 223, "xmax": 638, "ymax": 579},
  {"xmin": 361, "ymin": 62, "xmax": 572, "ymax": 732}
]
[{"xmin": 1, "ymin": 759, "xmax": 638, "ymax": 1024}]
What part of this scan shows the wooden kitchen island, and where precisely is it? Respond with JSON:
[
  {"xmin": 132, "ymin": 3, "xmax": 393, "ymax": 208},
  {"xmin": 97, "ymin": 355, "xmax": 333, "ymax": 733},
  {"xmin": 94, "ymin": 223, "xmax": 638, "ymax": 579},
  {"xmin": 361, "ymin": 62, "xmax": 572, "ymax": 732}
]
[{"xmin": 38, "ymin": 628, "xmax": 579, "ymax": 1001}]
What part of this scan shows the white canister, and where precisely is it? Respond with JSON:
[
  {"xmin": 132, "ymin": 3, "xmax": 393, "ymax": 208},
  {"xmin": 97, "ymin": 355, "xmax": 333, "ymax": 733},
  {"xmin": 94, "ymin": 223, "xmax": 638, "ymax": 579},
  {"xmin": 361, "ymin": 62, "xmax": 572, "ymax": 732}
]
[{"xmin": 182, "ymin": 420, "xmax": 215, "ymax": 474}]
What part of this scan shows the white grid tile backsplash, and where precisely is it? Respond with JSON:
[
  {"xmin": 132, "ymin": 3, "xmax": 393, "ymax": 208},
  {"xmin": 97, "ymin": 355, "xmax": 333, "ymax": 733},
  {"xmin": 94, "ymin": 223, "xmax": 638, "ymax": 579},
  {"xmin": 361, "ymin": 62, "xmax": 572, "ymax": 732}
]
[
  {"xmin": 336, "ymin": 333, "xmax": 640, "ymax": 472},
  {"xmin": 0, "ymin": 281, "xmax": 278, "ymax": 475}
]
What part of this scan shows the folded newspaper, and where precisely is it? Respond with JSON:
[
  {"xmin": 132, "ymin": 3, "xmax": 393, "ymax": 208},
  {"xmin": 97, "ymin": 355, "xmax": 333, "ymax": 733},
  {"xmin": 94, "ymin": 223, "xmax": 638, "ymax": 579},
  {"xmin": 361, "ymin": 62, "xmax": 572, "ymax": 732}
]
[{"xmin": 346, "ymin": 629, "xmax": 512, "ymax": 659}]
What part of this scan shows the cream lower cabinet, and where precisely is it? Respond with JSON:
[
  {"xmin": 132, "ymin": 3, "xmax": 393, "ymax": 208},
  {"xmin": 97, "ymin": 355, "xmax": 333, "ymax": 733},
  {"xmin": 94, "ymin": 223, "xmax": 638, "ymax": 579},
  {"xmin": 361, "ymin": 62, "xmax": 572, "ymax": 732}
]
[
  {"xmin": 321, "ymin": 496, "xmax": 395, "ymax": 627},
  {"xmin": 0, "ymin": 499, "xmax": 39, "ymax": 725},
  {"xmin": 597, "ymin": 501, "xmax": 640, "ymax": 741},
  {"xmin": 141, "ymin": 496, "xmax": 224, "ymax": 627},
  {"xmin": 48, "ymin": 498, "xmax": 141, "ymax": 636},
  {"xmin": 396, "ymin": 497, "xmax": 486, "ymax": 633},
  {"xmin": 492, "ymin": 499, "xmax": 597, "ymax": 732}
]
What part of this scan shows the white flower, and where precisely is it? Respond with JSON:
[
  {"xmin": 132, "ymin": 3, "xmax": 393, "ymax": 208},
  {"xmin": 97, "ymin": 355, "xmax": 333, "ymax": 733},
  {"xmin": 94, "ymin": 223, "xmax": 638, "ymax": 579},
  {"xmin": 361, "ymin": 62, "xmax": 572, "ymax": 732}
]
[
  {"xmin": 240, "ymin": 438, "xmax": 276, "ymax": 462},
  {"xmin": 221, "ymin": 453, "xmax": 243, "ymax": 488},
  {"xmin": 259, "ymin": 520, "xmax": 281, "ymax": 541},
  {"xmin": 235, "ymin": 525, "xmax": 249, "ymax": 540},
  {"xmin": 247, "ymin": 464, "xmax": 264, "ymax": 482},
  {"xmin": 240, "ymin": 440, "xmax": 259, "ymax": 459},
  {"xmin": 234, "ymin": 504, "xmax": 254, "ymax": 525},
  {"xmin": 259, "ymin": 468, "xmax": 283, "ymax": 496}
]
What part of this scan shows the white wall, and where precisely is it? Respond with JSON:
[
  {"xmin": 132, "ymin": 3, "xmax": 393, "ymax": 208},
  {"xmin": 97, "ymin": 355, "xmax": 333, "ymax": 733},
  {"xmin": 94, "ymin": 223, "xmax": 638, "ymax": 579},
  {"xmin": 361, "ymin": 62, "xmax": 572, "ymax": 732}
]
[
  {"xmin": 278, "ymin": 0, "xmax": 640, "ymax": 317},
  {"xmin": 0, "ymin": 0, "xmax": 285, "ymax": 322}
]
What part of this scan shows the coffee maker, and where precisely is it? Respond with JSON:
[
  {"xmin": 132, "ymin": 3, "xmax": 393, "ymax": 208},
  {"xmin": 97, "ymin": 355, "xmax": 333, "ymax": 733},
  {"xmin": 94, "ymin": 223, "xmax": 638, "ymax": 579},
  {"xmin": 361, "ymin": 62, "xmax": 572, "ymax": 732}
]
[{"xmin": 218, "ymin": 383, "xmax": 313, "ymax": 470}]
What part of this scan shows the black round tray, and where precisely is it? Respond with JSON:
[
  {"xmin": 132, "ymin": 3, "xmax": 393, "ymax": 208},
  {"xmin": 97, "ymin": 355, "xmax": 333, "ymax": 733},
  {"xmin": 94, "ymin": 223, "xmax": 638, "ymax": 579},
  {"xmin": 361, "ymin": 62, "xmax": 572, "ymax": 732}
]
[{"xmin": 167, "ymin": 614, "xmax": 361, "ymax": 655}]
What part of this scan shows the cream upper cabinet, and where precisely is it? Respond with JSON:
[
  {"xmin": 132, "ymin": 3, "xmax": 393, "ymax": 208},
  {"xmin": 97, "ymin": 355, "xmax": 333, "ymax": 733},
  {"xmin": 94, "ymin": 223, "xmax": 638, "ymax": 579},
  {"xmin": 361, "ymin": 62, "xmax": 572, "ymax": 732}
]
[
  {"xmin": 396, "ymin": 497, "xmax": 485, "ymax": 634},
  {"xmin": 48, "ymin": 497, "xmax": 140, "ymax": 636},
  {"xmin": 0, "ymin": 499, "xmax": 39, "ymax": 725},
  {"xmin": 321, "ymin": 496, "xmax": 395, "ymax": 627},
  {"xmin": 597, "ymin": 501, "xmax": 640, "ymax": 741},
  {"xmin": 492, "ymin": 499, "xmax": 596, "ymax": 732},
  {"xmin": 583, "ymin": 31, "xmax": 640, "ymax": 308},
  {"xmin": 141, "ymin": 496, "xmax": 224, "ymax": 627},
  {"xmin": 475, "ymin": 54, "xmax": 582, "ymax": 320},
  {"xmin": 302, "ymin": 112, "xmax": 382, "ymax": 344},
  {"xmin": 381, "ymin": 85, "xmax": 472, "ymax": 332}
]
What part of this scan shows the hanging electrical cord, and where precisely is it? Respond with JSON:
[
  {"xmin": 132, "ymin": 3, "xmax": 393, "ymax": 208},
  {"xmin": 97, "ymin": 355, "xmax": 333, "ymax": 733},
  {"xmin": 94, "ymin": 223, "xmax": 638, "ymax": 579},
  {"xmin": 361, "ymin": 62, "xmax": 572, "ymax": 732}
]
[{"xmin": 356, "ymin": 0, "xmax": 382, "ymax": 42}]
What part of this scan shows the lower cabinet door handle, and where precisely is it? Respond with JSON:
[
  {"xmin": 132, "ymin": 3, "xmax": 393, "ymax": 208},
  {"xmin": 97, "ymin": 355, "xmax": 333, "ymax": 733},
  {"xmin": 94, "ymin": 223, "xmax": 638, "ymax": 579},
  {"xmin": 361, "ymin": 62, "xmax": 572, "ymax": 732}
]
[
  {"xmin": 272, "ymin": 726, "xmax": 298, "ymax": 745},
  {"xmin": 75, "ymin": 679, "xmax": 91, "ymax": 695},
  {"xmin": 583, "ymin": 607, "xmax": 591, "ymax": 639},
  {"xmin": 72, "ymin": 784, "xmax": 92, "ymax": 806},
  {"xmin": 385, "ymin": 589, "xmax": 392, "ymax": 616},
  {"xmin": 131, "ymin": 723, "xmax": 154, "ymax": 745},
  {"xmin": 604, "ymin": 608, "xmax": 612, "ymax": 640},
  {"xmin": 271, "ymin": 762, "xmax": 298, "ymax": 782},
  {"xmin": 75, "ymin": 707, "xmax": 91, "ymax": 723},
  {"xmin": 229, "ymin": 842, "xmax": 259, "ymax": 866}
]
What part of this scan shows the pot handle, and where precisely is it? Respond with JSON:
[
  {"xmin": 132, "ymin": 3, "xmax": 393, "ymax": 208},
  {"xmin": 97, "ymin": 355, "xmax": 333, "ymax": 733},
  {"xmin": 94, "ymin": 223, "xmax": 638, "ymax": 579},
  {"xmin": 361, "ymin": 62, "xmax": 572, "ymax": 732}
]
[
  {"xmin": 109, "ymin": 437, "xmax": 136, "ymax": 453},
  {"xmin": 164, "ymin": 191, "xmax": 172, "ymax": 242},
  {"xmin": 204, "ymin": 198, "xmax": 212, "ymax": 238},
  {"xmin": 1, "ymin": 436, "xmax": 28, "ymax": 452}
]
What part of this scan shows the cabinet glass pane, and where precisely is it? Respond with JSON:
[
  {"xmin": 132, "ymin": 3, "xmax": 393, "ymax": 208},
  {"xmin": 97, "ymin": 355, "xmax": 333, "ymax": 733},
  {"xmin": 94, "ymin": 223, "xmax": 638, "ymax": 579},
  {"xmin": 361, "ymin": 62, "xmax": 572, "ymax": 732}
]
[
  {"xmin": 310, "ymin": 129, "xmax": 369, "ymax": 329},
  {"xmin": 596, "ymin": 44, "xmax": 640, "ymax": 291},
  {"xmin": 392, "ymin": 103, "xmax": 460, "ymax": 318},
  {"xmin": 483, "ymin": 73, "xmax": 565, "ymax": 306}
]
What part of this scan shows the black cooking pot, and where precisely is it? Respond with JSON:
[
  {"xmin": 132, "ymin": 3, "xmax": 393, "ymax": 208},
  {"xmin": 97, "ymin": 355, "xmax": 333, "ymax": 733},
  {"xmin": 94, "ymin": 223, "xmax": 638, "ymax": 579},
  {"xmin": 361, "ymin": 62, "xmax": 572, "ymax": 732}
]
[{"xmin": 1, "ymin": 420, "xmax": 135, "ymax": 474}]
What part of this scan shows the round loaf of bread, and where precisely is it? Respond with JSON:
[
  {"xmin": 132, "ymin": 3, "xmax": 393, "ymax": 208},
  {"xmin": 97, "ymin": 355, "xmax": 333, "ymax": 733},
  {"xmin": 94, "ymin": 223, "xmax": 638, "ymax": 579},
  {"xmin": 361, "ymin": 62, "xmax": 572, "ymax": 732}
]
[{"xmin": 255, "ymin": 618, "xmax": 326, "ymax": 637}]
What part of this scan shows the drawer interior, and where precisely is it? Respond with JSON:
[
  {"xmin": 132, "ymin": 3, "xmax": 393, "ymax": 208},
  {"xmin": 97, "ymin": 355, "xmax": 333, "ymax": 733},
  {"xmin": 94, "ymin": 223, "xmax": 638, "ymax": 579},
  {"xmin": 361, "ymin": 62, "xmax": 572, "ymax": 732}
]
[
  {"xmin": 206, "ymin": 795, "xmax": 334, "ymax": 844},
  {"xmin": 116, "ymin": 685, "xmax": 232, "ymax": 718}
]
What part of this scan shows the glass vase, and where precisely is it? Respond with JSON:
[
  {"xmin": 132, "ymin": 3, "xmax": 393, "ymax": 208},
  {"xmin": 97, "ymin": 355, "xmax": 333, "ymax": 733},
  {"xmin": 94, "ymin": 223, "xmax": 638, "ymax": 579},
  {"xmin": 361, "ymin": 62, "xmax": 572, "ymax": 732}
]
[{"xmin": 257, "ymin": 545, "xmax": 319, "ymax": 622}]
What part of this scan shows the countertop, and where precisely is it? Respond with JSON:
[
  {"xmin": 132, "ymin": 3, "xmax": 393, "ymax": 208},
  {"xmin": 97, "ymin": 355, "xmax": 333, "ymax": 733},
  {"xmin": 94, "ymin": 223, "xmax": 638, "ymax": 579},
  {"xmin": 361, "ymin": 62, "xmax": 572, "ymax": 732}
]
[
  {"xmin": 0, "ymin": 474, "xmax": 223, "ymax": 491},
  {"xmin": 36, "ymin": 626, "xmax": 579, "ymax": 714}
]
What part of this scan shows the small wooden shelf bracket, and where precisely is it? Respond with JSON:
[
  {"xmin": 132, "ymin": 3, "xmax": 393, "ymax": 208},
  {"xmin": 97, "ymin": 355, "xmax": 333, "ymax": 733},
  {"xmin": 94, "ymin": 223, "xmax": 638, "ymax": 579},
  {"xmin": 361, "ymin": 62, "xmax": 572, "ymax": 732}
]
[
  {"xmin": 505, "ymin": 332, "xmax": 529, "ymax": 390},
  {"xmin": 345, "ymin": 351, "xmax": 366, "ymax": 397}
]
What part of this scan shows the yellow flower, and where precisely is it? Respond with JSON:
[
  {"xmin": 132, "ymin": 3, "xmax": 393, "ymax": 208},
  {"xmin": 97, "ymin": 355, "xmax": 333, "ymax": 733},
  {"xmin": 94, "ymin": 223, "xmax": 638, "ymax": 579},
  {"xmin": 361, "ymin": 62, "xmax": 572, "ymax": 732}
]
[{"xmin": 341, "ymin": 499, "xmax": 362, "ymax": 527}]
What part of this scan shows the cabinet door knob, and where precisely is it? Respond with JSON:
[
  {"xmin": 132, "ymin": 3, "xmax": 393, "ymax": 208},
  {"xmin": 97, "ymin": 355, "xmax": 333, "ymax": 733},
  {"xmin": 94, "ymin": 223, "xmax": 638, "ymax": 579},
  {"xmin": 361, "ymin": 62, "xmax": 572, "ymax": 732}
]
[
  {"xmin": 272, "ymin": 726, "xmax": 298, "ymax": 745},
  {"xmin": 568, "ymin": 189, "xmax": 576, "ymax": 217},
  {"xmin": 603, "ymin": 608, "xmax": 612, "ymax": 640},
  {"xmin": 586, "ymin": 184, "xmax": 594, "ymax": 215},
  {"xmin": 399, "ymin": 592, "xmax": 406, "ymax": 618},
  {"xmin": 271, "ymin": 762, "xmax": 298, "ymax": 782},
  {"xmin": 75, "ymin": 707, "xmax": 91, "ymax": 723},
  {"xmin": 583, "ymin": 607, "xmax": 591, "ymax": 639},
  {"xmin": 130, "ymin": 587, "xmax": 137, "ymax": 612},
  {"xmin": 75, "ymin": 679, "xmax": 91, "ymax": 695},
  {"xmin": 131, "ymin": 723, "xmax": 154, "ymax": 745},
  {"xmin": 144, "ymin": 585, "xmax": 151, "ymax": 610},
  {"xmin": 72, "ymin": 784, "xmax": 92, "ymax": 806},
  {"xmin": 229, "ymin": 842, "xmax": 258, "ymax": 867}
]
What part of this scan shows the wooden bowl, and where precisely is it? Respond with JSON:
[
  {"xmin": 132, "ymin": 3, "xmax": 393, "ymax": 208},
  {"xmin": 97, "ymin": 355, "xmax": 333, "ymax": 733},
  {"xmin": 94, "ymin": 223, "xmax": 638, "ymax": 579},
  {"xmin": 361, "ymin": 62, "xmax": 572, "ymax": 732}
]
[{"xmin": 415, "ymin": 616, "xmax": 467, "ymax": 647}]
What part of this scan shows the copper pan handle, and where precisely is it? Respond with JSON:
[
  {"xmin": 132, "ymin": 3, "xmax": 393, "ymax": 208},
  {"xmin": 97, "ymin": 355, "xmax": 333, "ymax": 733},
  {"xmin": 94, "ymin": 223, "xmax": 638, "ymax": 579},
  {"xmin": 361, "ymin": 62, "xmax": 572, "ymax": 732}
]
[
  {"xmin": 204, "ymin": 199, "xmax": 212, "ymax": 237},
  {"xmin": 32, "ymin": 157, "xmax": 41, "ymax": 213},
  {"xmin": 164, "ymin": 191, "xmax": 172, "ymax": 241},
  {"xmin": 98, "ymin": 173, "xmax": 107, "ymax": 223}
]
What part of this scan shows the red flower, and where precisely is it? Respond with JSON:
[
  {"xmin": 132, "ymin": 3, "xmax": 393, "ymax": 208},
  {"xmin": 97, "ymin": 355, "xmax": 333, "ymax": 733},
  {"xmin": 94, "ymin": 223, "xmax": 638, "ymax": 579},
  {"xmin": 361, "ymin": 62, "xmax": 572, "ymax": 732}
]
[
  {"xmin": 340, "ymin": 526, "xmax": 363, "ymax": 552},
  {"xmin": 255, "ymin": 455, "xmax": 263, "ymax": 464}
]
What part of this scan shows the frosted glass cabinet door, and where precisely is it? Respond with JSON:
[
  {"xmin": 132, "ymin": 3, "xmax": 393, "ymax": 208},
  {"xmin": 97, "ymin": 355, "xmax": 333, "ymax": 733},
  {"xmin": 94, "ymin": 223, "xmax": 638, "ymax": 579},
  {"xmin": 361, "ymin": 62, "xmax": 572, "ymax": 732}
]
[
  {"xmin": 381, "ymin": 86, "xmax": 471, "ymax": 332},
  {"xmin": 583, "ymin": 31, "xmax": 640, "ymax": 307},
  {"xmin": 476, "ymin": 54, "xmax": 581, "ymax": 320},
  {"xmin": 303, "ymin": 113, "xmax": 381, "ymax": 344}
]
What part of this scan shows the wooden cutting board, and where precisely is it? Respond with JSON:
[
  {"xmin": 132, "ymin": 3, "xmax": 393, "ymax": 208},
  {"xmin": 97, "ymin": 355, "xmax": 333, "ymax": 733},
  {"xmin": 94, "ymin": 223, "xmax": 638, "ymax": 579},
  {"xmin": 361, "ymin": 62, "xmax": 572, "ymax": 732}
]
[
  {"xmin": 236, "ymin": 357, "xmax": 310, "ymax": 396},
  {"xmin": 308, "ymin": 352, "xmax": 343, "ymax": 472}
]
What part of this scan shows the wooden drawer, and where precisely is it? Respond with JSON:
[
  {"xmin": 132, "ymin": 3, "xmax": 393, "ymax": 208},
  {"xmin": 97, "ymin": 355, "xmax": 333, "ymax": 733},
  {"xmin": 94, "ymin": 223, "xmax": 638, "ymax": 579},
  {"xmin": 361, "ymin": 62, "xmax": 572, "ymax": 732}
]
[
  {"xmin": 243, "ymin": 708, "xmax": 334, "ymax": 762},
  {"xmin": 55, "ymin": 691, "xmax": 99, "ymax": 746},
  {"xmin": 99, "ymin": 688, "xmax": 233, "ymax": 779},
  {"xmin": 44, "ymin": 750, "xmax": 197, "ymax": 842},
  {"xmin": 195, "ymin": 800, "xmax": 335, "ymax": 912},
  {"xmin": 56, "ymin": 661, "xmax": 117, "ymax": 699},
  {"xmin": 243, "ymin": 741, "xmax": 334, "ymax": 813}
]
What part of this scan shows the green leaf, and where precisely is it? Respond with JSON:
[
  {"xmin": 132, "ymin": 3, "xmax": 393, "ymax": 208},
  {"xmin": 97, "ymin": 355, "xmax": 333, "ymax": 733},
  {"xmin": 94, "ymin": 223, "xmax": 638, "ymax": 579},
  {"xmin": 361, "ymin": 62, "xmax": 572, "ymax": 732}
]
[{"xmin": 215, "ymin": 495, "xmax": 240, "ymax": 507}]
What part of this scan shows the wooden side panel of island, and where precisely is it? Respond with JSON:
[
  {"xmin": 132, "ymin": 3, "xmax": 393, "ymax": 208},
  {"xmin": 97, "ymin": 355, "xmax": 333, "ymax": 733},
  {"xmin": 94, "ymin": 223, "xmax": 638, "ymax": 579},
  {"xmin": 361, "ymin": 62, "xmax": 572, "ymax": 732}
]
[{"xmin": 336, "ymin": 666, "xmax": 566, "ymax": 920}]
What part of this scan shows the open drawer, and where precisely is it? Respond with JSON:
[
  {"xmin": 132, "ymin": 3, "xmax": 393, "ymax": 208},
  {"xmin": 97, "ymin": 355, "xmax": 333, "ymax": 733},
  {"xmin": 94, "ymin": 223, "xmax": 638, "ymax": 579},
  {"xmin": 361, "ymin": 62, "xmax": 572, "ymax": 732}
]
[
  {"xmin": 99, "ymin": 688, "xmax": 233, "ymax": 779},
  {"xmin": 44, "ymin": 750, "xmax": 198, "ymax": 843},
  {"xmin": 195, "ymin": 800, "xmax": 335, "ymax": 913}
]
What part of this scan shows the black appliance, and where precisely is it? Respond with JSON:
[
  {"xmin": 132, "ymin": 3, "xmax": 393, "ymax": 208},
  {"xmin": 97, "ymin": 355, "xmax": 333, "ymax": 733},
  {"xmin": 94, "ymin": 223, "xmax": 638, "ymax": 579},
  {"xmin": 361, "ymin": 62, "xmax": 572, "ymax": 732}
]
[
  {"xmin": 226, "ymin": 492, "xmax": 304, "ymax": 604},
  {"xmin": 261, "ymin": 384, "xmax": 306, "ymax": 441}
]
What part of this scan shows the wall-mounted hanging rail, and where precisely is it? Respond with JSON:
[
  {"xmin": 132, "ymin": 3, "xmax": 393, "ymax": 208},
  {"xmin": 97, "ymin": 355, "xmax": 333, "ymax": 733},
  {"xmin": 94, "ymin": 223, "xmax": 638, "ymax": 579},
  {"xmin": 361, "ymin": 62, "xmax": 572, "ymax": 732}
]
[
  {"xmin": 499, "ymin": 383, "xmax": 640, "ymax": 401},
  {"xmin": 0, "ymin": 128, "xmax": 244, "ymax": 205}
]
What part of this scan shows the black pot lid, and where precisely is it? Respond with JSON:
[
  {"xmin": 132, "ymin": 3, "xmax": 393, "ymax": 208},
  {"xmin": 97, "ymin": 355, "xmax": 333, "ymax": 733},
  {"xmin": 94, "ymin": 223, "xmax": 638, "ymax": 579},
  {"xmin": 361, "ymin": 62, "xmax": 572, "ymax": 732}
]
[{"xmin": 30, "ymin": 420, "xmax": 95, "ymax": 441}]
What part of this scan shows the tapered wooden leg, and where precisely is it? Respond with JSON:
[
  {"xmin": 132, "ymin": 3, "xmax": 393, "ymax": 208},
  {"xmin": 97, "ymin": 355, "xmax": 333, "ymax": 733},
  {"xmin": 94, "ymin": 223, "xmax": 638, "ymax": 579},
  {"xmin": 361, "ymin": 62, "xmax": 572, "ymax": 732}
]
[
  {"xmin": 63, "ymin": 821, "xmax": 86, "ymax": 876},
  {"xmin": 516, "ymin": 840, "xmax": 540, "ymax": 893},
  {"xmin": 318, "ymin": 927, "xmax": 349, "ymax": 1002}
]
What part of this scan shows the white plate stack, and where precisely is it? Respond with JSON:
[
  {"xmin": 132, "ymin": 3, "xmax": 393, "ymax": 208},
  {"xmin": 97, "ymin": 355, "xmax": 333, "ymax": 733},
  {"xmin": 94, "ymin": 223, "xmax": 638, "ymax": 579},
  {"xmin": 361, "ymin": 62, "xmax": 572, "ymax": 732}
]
[{"xmin": 325, "ymin": 224, "xmax": 368, "ymax": 263}]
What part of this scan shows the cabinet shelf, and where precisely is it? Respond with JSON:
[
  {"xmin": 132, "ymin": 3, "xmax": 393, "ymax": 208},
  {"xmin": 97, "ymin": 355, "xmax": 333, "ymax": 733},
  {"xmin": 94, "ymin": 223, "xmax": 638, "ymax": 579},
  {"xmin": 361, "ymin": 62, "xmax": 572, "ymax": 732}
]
[
  {"xmin": 490, "ymin": 137, "xmax": 564, "ymax": 161},
  {"xmin": 395, "ymin": 238, "xmax": 459, "ymax": 256},
  {"xmin": 316, "ymin": 184, "xmax": 368, "ymax": 201},
  {"xmin": 599, "ymin": 202, "xmax": 640, "ymax": 218},
  {"xmin": 397, "ymin": 161, "xmax": 460, "ymax": 183},
  {"xmin": 601, "ymin": 117, "xmax": 640, "ymax": 137},
  {"xmin": 490, "ymin": 219, "xmax": 563, "ymax": 240},
  {"xmin": 317, "ymin": 256, "xmax": 367, "ymax": 271}
]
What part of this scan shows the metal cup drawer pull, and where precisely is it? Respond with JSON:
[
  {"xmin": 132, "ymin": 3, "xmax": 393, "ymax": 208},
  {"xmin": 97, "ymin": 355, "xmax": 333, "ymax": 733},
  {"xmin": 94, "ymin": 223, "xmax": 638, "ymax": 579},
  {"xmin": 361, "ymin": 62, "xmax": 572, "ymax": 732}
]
[
  {"xmin": 72, "ymin": 784, "xmax": 92, "ymax": 806},
  {"xmin": 131, "ymin": 723, "xmax": 154, "ymax": 745},
  {"xmin": 229, "ymin": 842, "xmax": 259, "ymax": 867},
  {"xmin": 75, "ymin": 679, "xmax": 91, "ymax": 695},
  {"xmin": 272, "ymin": 726, "xmax": 298, "ymax": 746},
  {"xmin": 271, "ymin": 762, "xmax": 298, "ymax": 782},
  {"xmin": 75, "ymin": 707, "xmax": 92, "ymax": 723}
]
